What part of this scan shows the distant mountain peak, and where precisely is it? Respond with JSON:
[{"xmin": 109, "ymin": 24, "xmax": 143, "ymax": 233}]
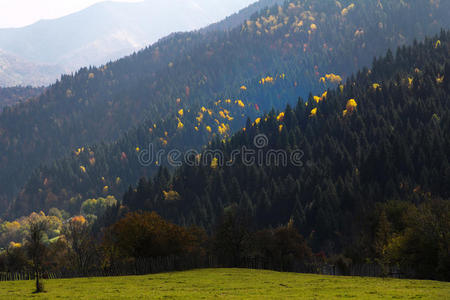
[{"xmin": 0, "ymin": 0, "xmax": 259, "ymax": 87}]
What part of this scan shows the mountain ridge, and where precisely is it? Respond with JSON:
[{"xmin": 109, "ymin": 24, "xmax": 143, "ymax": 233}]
[{"xmin": 0, "ymin": 0, "xmax": 260, "ymax": 87}]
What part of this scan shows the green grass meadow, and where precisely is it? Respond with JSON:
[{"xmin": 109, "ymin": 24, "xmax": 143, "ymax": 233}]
[{"xmin": 0, "ymin": 268, "xmax": 448, "ymax": 299}]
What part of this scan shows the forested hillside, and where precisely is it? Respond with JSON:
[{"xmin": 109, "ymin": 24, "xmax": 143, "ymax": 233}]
[
  {"xmin": 0, "ymin": 86, "xmax": 44, "ymax": 110},
  {"xmin": 2, "ymin": 0, "xmax": 450, "ymax": 216},
  {"xmin": 119, "ymin": 32, "xmax": 450, "ymax": 279},
  {"xmin": 13, "ymin": 74, "xmax": 294, "ymax": 215}
]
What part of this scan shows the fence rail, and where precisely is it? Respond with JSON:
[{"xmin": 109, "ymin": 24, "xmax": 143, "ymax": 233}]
[{"xmin": 0, "ymin": 256, "xmax": 415, "ymax": 282}]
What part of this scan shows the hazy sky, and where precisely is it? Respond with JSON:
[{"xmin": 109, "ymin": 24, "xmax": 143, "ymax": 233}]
[{"xmin": 0, "ymin": 0, "xmax": 144, "ymax": 28}]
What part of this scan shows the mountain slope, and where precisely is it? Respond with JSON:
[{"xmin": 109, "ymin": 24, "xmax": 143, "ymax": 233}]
[
  {"xmin": 0, "ymin": 0, "xmax": 258, "ymax": 87},
  {"xmin": 0, "ymin": 50, "xmax": 62, "ymax": 87},
  {"xmin": 3, "ymin": 0, "xmax": 450, "ymax": 216},
  {"xmin": 121, "ymin": 32, "xmax": 450, "ymax": 277},
  {"xmin": 14, "ymin": 73, "xmax": 293, "ymax": 214}
]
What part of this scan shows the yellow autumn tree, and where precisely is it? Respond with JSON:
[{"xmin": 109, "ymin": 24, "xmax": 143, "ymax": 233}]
[
  {"xmin": 163, "ymin": 190, "xmax": 181, "ymax": 201},
  {"xmin": 218, "ymin": 123, "xmax": 229, "ymax": 135},
  {"xmin": 211, "ymin": 157, "xmax": 219, "ymax": 169},
  {"xmin": 219, "ymin": 111, "xmax": 226, "ymax": 119},
  {"xmin": 235, "ymin": 100, "xmax": 245, "ymax": 108},
  {"xmin": 276, "ymin": 112, "xmax": 285, "ymax": 122},
  {"xmin": 326, "ymin": 74, "xmax": 343, "ymax": 83},
  {"xmin": 408, "ymin": 77, "xmax": 414, "ymax": 89},
  {"xmin": 196, "ymin": 112, "xmax": 204, "ymax": 123},
  {"xmin": 372, "ymin": 83, "xmax": 381, "ymax": 91},
  {"xmin": 341, "ymin": 3, "xmax": 355, "ymax": 16},
  {"xmin": 346, "ymin": 99, "xmax": 357, "ymax": 112}
]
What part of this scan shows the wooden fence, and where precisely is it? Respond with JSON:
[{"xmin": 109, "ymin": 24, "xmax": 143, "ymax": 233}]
[
  {"xmin": 0, "ymin": 272, "xmax": 61, "ymax": 282},
  {"xmin": 0, "ymin": 256, "xmax": 415, "ymax": 282}
]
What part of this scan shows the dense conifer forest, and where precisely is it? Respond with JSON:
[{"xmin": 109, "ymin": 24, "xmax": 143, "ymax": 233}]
[
  {"xmin": 119, "ymin": 31, "xmax": 450, "ymax": 279},
  {"xmin": 5, "ymin": 0, "xmax": 450, "ymax": 217}
]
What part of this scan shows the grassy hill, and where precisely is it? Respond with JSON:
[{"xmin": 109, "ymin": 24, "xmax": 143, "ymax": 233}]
[{"xmin": 0, "ymin": 269, "xmax": 448, "ymax": 299}]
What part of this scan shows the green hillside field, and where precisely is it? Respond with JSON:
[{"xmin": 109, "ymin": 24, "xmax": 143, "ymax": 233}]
[{"xmin": 0, "ymin": 269, "xmax": 449, "ymax": 299}]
